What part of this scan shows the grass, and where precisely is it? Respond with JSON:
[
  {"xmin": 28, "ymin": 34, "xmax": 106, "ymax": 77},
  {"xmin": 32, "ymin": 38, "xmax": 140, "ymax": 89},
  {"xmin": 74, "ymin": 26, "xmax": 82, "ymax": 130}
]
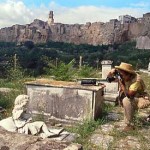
[
  {"xmin": 0, "ymin": 71, "xmax": 150, "ymax": 149},
  {"xmin": 0, "ymin": 77, "xmax": 36, "ymax": 90},
  {"xmin": 0, "ymin": 90, "xmax": 21, "ymax": 119},
  {"xmin": 70, "ymin": 72, "xmax": 150, "ymax": 149},
  {"xmin": 0, "ymin": 79, "xmax": 23, "ymax": 89},
  {"xmin": 66, "ymin": 118, "xmax": 107, "ymax": 149},
  {"xmin": 0, "ymin": 77, "xmax": 35, "ymax": 119},
  {"xmin": 109, "ymin": 125, "xmax": 150, "ymax": 149},
  {"xmin": 140, "ymin": 72, "xmax": 150, "ymax": 94},
  {"xmin": 65, "ymin": 103, "xmax": 112, "ymax": 149}
]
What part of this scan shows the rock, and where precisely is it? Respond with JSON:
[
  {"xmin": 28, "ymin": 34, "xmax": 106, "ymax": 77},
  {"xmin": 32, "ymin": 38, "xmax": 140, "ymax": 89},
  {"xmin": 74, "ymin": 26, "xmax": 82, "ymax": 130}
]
[
  {"xmin": 136, "ymin": 36, "xmax": 150, "ymax": 49},
  {"xmin": 63, "ymin": 143, "xmax": 83, "ymax": 150},
  {"xmin": 0, "ymin": 13, "xmax": 150, "ymax": 48},
  {"xmin": 114, "ymin": 136, "xmax": 141, "ymax": 150},
  {"xmin": 63, "ymin": 132, "xmax": 79, "ymax": 142},
  {"xmin": 90, "ymin": 134, "xmax": 114, "ymax": 150},
  {"xmin": 55, "ymin": 123, "xmax": 63, "ymax": 127},
  {"xmin": 0, "ymin": 107, "xmax": 6, "ymax": 113},
  {"xmin": 0, "ymin": 88, "xmax": 13, "ymax": 93},
  {"xmin": 106, "ymin": 112, "xmax": 121, "ymax": 121},
  {"xmin": 0, "ymin": 127, "xmax": 81, "ymax": 150},
  {"xmin": 101, "ymin": 124, "xmax": 114, "ymax": 134}
]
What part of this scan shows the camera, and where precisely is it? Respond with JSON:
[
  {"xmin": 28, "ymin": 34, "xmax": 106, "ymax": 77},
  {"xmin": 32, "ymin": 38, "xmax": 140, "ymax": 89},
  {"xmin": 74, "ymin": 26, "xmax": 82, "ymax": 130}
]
[
  {"xmin": 81, "ymin": 79, "xmax": 96, "ymax": 85},
  {"xmin": 106, "ymin": 70, "xmax": 122, "ymax": 83}
]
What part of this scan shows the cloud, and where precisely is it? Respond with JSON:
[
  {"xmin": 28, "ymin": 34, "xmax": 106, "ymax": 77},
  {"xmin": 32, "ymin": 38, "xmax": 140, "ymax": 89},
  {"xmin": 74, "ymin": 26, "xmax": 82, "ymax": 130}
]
[
  {"xmin": 0, "ymin": 0, "xmax": 49, "ymax": 28},
  {"xmin": 0, "ymin": 0, "xmax": 149, "ymax": 29},
  {"xmin": 0, "ymin": 0, "xmax": 31, "ymax": 27},
  {"xmin": 51, "ymin": 3, "xmax": 148, "ymax": 24}
]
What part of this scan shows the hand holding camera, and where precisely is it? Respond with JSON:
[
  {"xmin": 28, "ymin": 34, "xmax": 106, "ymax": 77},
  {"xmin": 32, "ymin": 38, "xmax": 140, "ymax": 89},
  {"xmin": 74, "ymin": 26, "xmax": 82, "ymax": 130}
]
[{"xmin": 106, "ymin": 69, "xmax": 122, "ymax": 83}]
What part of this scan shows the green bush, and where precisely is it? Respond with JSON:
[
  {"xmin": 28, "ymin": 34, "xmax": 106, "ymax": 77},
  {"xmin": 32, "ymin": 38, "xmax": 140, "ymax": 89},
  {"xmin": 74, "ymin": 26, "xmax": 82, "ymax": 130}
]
[
  {"xmin": 50, "ymin": 59, "xmax": 76, "ymax": 81},
  {"xmin": 77, "ymin": 65, "xmax": 95, "ymax": 78},
  {"xmin": 0, "ymin": 91, "xmax": 20, "ymax": 109},
  {"xmin": 6, "ymin": 67, "xmax": 24, "ymax": 81}
]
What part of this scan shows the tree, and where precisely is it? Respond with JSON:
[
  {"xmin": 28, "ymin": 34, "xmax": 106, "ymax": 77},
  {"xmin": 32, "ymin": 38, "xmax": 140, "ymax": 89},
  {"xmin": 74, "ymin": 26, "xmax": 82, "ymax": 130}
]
[{"xmin": 24, "ymin": 41, "xmax": 34, "ymax": 49}]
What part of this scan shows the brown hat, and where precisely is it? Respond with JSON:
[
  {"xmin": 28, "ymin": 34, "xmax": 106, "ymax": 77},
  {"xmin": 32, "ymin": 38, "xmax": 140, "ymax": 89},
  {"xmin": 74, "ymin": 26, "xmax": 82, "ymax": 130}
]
[{"xmin": 115, "ymin": 62, "xmax": 136, "ymax": 74}]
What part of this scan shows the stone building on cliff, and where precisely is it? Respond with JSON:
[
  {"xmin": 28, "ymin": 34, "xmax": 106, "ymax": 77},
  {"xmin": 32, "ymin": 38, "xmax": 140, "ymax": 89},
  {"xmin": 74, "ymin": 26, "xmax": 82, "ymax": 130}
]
[
  {"xmin": 119, "ymin": 15, "xmax": 137, "ymax": 24},
  {"xmin": 143, "ymin": 13, "xmax": 150, "ymax": 24},
  {"xmin": 1, "ymin": 11, "xmax": 150, "ymax": 49},
  {"xmin": 48, "ymin": 11, "xmax": 54, "ymax": 25}
]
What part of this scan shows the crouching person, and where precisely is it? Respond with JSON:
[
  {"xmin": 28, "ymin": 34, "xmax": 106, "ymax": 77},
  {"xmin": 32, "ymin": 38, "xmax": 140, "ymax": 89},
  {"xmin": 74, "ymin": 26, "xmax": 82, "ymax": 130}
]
[{"xmin": 107, "ymin": 62, "xmax": 150, "ymax": 131}]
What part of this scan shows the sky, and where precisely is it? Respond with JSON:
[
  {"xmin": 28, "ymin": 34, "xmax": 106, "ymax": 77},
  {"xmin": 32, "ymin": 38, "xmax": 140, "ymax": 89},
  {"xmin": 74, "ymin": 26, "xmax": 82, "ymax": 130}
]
[{"xmin": 0, "ymin": 0, "xmax": 150, "ymax": 29}]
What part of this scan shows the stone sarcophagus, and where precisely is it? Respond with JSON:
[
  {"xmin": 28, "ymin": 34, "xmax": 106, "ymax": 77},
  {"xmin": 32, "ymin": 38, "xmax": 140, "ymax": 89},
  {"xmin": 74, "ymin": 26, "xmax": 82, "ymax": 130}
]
[{"xmin": 25, "ymin": 79, "xmax": 105, "ymax": 123}]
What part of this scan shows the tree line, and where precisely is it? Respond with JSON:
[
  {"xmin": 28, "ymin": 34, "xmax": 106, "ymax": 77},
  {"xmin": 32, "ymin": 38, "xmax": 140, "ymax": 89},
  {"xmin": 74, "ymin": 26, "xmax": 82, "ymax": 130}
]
[{"xmin": 0, "ymin": 41, "xmax": 150, "ymax": 79}]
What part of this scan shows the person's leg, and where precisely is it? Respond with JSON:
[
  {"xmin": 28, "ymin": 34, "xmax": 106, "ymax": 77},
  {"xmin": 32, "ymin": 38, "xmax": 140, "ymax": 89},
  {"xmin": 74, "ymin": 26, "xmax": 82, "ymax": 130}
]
[{"xmin": 122, "ymin": 97, "xmax": 136, "ymax": 131}]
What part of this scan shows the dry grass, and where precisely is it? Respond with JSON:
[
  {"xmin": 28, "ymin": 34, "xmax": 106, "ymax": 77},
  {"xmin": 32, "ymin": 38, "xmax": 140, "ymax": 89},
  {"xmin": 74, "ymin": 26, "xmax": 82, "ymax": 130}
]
[{"xmin": 140, "ymin": 72, "xmax": 150, "ymax": 94}]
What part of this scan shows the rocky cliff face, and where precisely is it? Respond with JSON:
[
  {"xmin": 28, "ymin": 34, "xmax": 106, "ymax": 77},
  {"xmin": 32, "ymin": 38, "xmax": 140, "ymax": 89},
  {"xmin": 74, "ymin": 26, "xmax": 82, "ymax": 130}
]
[{"xmin": 0, "ymin": 18, "xmax": 150, "ymax": 49}]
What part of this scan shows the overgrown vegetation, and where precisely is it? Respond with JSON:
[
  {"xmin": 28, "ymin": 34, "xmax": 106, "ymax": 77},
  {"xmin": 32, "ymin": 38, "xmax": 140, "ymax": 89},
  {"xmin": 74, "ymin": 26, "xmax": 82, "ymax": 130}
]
[
  {"xmin": 67, "ymin": 119, "xmax": 105, "ymax": 149},
  {"xmin": 48, "ymin": 59, "xmax": 76, "ymax": 81},
  {"xmin": 64, "ymin": 102, "xmax": 114, "ymax": 149},
  {"xmin": 141, "ymin": 72, "xmax": 150, "ymax": 93},
  {"xmin": 0, "ymin": 41, "xmax": 150, "ymax": 78},
  {"xmin": 0, "ymin": 41, "xmax": 150, "ymax": 148},
  {"xmin": 0, "ymin": 41, "xmax": 149, "ymax": 113}
]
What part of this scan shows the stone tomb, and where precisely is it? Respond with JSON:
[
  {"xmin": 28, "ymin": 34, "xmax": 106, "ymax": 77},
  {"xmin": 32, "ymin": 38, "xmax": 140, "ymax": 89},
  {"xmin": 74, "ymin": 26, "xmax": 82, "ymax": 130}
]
[
  {"xmin": 101, "ymin": 60, "xmax": 113, "ymax": 79},
  {"xmin": 98, "ymin": 80, "xmax": 119, "ymax": 102},
  {"xmin": 100, "ymin": 60, "xmax": 119, "ymax": 102},
  {"xmin": 25, "ymin": 79, "xmax": 105, "ymax": 123}
]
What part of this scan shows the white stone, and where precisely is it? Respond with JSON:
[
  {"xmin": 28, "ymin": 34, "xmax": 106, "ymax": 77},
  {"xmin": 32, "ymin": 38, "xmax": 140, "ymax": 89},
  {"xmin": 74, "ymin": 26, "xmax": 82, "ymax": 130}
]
[
  {"xmin": 90, "ymin": 134, "xmax": 114, "ymax": 150},
  {"xmin": 101, "ymin": 124, "xmax": 114, "ymax": 134},
  {"xmin": 0, "ymin": 117, "xmax": 17, "ymax": 132},
  {"xmin": 148, "ymin": 62, "xmax": 150, "ymax": 71},
  {"xmin": 101, "ymin": 60, "xmax": 113, "ymax": 79},
  {"xmin": 136, "ymin": 36, "xmax": 150, "ymax": 49},
  {"xmin": 0, "ymin": 94, "xmax": 64, "ymax": 139}
]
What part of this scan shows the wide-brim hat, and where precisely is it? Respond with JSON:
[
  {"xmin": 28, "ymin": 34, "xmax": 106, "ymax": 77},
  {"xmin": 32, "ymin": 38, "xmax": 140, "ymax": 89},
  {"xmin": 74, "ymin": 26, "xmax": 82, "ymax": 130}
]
[{"xmin": 115, "ymin": 62, "xmax": 136, "ymax": 74}]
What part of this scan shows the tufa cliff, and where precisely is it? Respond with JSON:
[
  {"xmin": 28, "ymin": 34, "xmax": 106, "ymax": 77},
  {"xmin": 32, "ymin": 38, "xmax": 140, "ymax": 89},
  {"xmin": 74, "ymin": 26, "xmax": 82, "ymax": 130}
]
[{"xmin": 0, "ymin": 11, "xmax": 150, "ymax": 49}]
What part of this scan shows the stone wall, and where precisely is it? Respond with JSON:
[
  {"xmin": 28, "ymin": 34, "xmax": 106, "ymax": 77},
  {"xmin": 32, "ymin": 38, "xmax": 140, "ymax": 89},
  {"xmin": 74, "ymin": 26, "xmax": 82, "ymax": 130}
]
[{"xmin": 136, "ymin": 36, "xmax": 150, "ymax": 49}]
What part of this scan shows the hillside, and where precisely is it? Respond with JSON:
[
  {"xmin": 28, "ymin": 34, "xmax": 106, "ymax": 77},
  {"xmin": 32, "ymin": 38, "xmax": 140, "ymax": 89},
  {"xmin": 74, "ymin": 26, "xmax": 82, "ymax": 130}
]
[{"xmin": 0, "ymin": 12, "xmax": 150, "ymax": 49}]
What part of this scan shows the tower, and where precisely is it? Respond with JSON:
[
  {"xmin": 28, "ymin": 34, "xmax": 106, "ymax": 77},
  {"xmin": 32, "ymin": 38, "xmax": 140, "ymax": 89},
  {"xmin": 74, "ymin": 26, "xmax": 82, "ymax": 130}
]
[{"xmin": 48, "ymin": 11, "xmax": 54, "ymax": 25}]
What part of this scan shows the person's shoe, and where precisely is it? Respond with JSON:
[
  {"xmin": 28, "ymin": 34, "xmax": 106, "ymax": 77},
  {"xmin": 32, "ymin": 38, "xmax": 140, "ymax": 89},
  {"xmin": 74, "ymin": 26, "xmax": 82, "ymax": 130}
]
[{"xmin": 123, "ymin": 125, "xmax": 135, "ymax": 132}]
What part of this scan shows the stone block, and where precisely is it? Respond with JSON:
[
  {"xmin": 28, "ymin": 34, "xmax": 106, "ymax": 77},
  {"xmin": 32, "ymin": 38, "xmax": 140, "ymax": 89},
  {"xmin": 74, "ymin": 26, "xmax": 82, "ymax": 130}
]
[
  {"xmin": 148, "ymin": 62, "xmax": 150, "ymax": 71},
  {"xmin": 98, "ymin": 80, "xmax": 119, "ymax": 102},
  {"xmin": 25, "ymin": 79, "xmax": 104, "ymax": 123},
  {"xmin": 98, "ymin": 80, "xmax": 118, "ymax": 94},
  {"xmin": 101, "ymin": 60, "xmax": 113, "ymax": 79}
]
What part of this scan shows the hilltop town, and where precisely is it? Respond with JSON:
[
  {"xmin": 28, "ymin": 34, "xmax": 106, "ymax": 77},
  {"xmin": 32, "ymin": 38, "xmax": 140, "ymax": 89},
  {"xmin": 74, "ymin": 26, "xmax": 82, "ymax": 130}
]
[{"xmin": 0, "ymin": 11, "xmax": 150, "ymax": 49}]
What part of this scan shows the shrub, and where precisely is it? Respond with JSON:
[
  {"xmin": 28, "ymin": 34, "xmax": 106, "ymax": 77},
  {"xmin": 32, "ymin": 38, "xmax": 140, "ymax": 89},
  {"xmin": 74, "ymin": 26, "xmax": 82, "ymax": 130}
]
[
  {"xmin": 0, "ymin": 90, "xmax": 21, "ymax": 116},
  {"xmin": 6, "ymin": 67, "xmax": 24, "ymax": 81},
  {"xmin": 24, "ymin": 41, "xmax": 34, "ymax": 49},
  {"xmin": 50, "ymin": 59, "xmax": 76, "ymax": 81},
  {"xmin": 77, "ymin": 65, "xmax": 95, "ymax": 78}
]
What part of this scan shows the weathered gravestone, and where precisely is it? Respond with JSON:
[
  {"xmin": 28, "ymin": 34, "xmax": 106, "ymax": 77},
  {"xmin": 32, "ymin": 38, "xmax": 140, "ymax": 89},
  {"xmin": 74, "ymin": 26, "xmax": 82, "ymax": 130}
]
[
  {"xmin": 101, "ymin": 60, "xmax": 113, "ymax": 79},
  {"xmin": 148, "ymin": 62, "xmax": 150, "ymax": 71},
  {"xmin": 99, "ymin": 60, "xmax": 119, "ymax": 102}
]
